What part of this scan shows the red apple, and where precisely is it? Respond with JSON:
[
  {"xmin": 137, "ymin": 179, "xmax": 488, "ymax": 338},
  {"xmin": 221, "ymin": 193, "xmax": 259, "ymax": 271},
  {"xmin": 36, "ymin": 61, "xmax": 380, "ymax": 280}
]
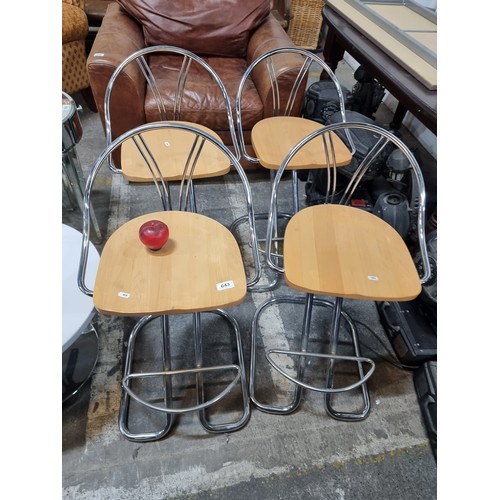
[{"xmin": 139, "ymin": 219, "xmax": 169, "ymax": 251}]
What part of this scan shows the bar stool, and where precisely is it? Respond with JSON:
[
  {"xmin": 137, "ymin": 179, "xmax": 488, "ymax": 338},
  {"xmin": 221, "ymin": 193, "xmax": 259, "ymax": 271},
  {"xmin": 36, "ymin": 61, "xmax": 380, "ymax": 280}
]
[
  {"xmin": 250, "ymin": 122, "xmax": 431, "ymax": 421},
  {"xmin": 78, "ymin": 121, "xmax": 260, "ymax": 441},
  {"xmin": 233, "ymin": 47, "xmax": 353, "ymax": 291}
]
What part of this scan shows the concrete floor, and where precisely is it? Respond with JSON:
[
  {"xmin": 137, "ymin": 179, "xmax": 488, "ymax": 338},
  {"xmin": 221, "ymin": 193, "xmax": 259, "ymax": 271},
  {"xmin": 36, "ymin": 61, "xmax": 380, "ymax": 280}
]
[{"xmin": 62, "ymin": 60, "xmax": 437, "ymax": 499}]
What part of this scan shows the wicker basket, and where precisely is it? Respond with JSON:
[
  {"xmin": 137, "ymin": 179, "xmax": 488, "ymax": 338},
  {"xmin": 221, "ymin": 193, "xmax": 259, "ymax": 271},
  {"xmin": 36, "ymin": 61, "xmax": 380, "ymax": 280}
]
[{"xmin": 287, "ymin": 0, "xmax": 325, "ymax": 50}]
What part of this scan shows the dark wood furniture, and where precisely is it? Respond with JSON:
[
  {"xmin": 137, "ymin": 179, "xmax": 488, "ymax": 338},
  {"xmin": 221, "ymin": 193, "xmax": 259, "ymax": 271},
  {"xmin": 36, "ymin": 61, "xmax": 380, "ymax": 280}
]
[{"xmin": 321, "ymin": 4, "xmax": 437, "ymax": 135}]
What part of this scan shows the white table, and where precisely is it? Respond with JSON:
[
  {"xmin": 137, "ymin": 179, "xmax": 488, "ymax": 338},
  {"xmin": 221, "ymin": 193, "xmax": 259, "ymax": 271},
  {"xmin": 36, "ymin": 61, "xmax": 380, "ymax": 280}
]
[{"xmin": 62, "ymin": 224, "xmax": 100, "ymax": 402}]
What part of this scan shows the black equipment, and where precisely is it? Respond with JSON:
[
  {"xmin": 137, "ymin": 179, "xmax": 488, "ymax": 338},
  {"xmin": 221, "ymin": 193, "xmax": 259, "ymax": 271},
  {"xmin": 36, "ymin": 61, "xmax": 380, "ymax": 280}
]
[
  {"xmin": 377, "ymin": 229, "xmax": 437, "ymax": 365},
  {"xmin": 377, "ymin": 297, "xmax": 437, "ymax": 366},
  {"xmin": 302, "ymin": 80, "xmax": 351, "ymax": 124},
  {"xmin": 348, "ymin": 66, "xmax": 386, "ymax": 119},
  {"xmin": 303, "ymin": 109, "xmax": 413, "ymax": 240},
  {"xmin": 414, "ymin": 361, "xmax": 437, "ymax": 459},
  {"xmin": 302, "ymin": 65, "xmax": 386, "ymax": 123}
]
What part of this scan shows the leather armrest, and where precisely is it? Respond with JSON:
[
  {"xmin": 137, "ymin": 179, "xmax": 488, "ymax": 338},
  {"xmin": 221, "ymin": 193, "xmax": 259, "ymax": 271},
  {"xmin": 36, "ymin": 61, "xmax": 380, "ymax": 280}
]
[
  {"xmin": 87, "ymin": 3, "xmax": 146, "ymax": 144},
  {"xmin": 246, "ymin": 15, "xmax": 306, "ymax": 117}
]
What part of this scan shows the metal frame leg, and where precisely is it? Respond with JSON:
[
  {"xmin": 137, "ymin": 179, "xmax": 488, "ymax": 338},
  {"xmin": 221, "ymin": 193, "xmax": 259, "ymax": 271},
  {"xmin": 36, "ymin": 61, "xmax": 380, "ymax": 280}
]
[
  {"xmin": 119, "ymin": 310, "xmax": 250, "ymax": 442},
  {"xmin": 119, "ymin": 315, "xmax": 174, "ymax": 442},
  {"xmin": 62, "ymin": 160, "xmax": 79, "ymax": 210},
  {"xmin": 249, "ymin": 295, "xmax": 314, "ymax": 414},
  {"xmin": 324, "ymin": 298, "xmax": 372, "ymax": 421},
  {"xmin": 230, "ymin": 211, "xmax": 285, "ymax": 292},
  {"xmin": 250, "ymin": 294, "xmax": 375, "ymax": 419},
  {"xmin": 197, "ymin": 310, "xmax": 251, "ymax": 433},
  {"xmin": 230, "ymin": 169, "xmax": 301, "ymax": 293}
]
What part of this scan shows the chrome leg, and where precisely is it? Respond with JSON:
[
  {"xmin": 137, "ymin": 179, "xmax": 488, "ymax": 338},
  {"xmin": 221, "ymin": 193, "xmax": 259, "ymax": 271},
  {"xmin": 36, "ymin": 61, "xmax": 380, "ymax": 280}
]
[
  {"xmin": 119, "ymin": 310, "xmax": 250, "ymax": 441},
  {"xmin": 251, "ymin": 295, "xmax": 375, "ymax": 420},
  {"xmin": 324, "ymin": 300, "xmax": 372, "ymax": 421},
  {"xmin": 292, "ymin": 169, "xmax": 299, "ymax": 214},
  {"xmin": 229, "ymin": 169, "xmax": 301, "ymax": 293},
  {"xmin": 198, "ymin": 310, "xmax": 251, "ymax": 433},
  {"xmin": 118, "ymin": 315, "xmax": 174, "ymax": 442},
  {"xmin": 62, "ymin": 160, "xmax": 79, "ymax": 210},
  {"xmin": 250, "ymin": 296, "xmax": 313, "ymax": 414},
  {"xmin": 230, "ymin": 212, "xmax": 283, "ymax": 292},
  {"xmin": 188, "ymin": 182, "xmax": 197, "ymax": 213}
]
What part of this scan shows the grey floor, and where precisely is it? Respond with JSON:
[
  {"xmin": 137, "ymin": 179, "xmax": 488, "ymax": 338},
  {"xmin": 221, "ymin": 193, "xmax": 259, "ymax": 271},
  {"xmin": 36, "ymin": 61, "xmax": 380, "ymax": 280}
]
[{"xmin": 62, "ymin": 60, "xmax": 437, "ymax": 499}]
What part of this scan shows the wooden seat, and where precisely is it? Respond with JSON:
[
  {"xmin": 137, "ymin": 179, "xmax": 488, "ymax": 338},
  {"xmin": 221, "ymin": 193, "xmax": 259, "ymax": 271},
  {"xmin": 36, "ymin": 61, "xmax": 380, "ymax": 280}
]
[
  {"xmin": 251, "ymin": 116, "xmax": 352, "ymax": 170},
  {"xmin": 94, "ymin": 211, "xmax": 247, "ymax": 315},
  {"xmin": 250, "ymin": 122, "xmax": 432, "ymax": 421},
  {"xmin": 284, "ymin": 204, "xmax": 421, "ymax": 301},
  {"xmin": 120, "ymin": 122, "xmax": 230, "ymax": 182}
]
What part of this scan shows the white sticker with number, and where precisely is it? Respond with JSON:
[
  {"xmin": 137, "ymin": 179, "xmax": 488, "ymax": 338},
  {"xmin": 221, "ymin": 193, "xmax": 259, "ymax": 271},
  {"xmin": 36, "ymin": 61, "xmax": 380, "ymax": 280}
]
[
  {"xmin": 216, "ymin": 280, "xmax": 235, "ymax": 291},
  {"xmin": 367, "ymin": 276, "xmax": 379, "ymax": 281},
  {"xmin": 118, "ymin": 292, "xmax": 130, "ymax": 298}
]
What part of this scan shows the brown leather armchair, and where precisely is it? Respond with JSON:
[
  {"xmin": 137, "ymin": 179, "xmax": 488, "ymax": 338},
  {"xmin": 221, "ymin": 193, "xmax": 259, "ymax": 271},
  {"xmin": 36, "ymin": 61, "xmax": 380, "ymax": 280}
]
[{"xmin": 87, "ymin": 0, "xmax": 306, "ymax": 169}]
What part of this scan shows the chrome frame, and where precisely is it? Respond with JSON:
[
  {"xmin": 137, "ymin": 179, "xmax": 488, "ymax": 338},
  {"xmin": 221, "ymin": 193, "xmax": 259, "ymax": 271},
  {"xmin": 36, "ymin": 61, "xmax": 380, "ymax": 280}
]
[
  {"xmin": 62, "ymin": 130, "xmax": 102, "ymax": 242},
  {"xmin": 119, "ymin": 310, "xmax": 250, "ymax": 441},
  {"xmin": 265, "ymin": 122, "xmax": 431, "ymax": 282},
  {"xmin": 250, "ymin": 296, "xmax": 373, "ymax": 420}
]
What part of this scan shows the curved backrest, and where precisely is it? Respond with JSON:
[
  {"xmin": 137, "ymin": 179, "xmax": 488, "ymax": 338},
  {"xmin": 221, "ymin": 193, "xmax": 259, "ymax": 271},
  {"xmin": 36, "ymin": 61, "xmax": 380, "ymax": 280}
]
[
  {"xmin": 264, "ymin": 121, "xmax": 431, "ymax": 284},
  {"xmin": 235, "ymin": 47, "xmax": 349, "ymax": 164},
  {"xmin": 78, "ymin": 121, "xmax": 261, "ymax": 295},
  {"xmin": 104, "ymin": 45, "xmax": 241, "ymax": 172}
]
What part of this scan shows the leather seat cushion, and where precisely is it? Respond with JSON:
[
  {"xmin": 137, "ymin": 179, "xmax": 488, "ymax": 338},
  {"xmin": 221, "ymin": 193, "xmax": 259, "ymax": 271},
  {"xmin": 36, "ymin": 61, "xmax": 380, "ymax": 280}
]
[
  {"xmin": 144, "ymin": 54, "xmax": 264, "ymax": 131},
  {"xmin": 116, "ymin": 0, "xmax": 270, "ymax": 57}
]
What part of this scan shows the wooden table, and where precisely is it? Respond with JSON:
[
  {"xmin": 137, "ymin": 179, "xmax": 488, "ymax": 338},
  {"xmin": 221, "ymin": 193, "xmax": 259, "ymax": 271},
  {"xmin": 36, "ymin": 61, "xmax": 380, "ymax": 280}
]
[{"xmin": 321, "ymin": 3, "xmax": 437, "ymax": 135}]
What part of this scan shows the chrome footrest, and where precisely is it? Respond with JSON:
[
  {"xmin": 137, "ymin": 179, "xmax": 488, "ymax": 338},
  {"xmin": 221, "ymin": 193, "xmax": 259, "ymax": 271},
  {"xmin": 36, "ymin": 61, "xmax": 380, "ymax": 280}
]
[
  {"xmin": 265, "ymin": 349, "xmax": 375, "ymax": 393},
  {"xmin": 122, "ymin": 364, "xmax": 242, "ymax": 414},
  {"xmin": 119, "ymin": 310, "xmax": 250, "ymax": 441},
  {"xmin": 250, "ymin": 295, "xmax": 375, "ymax": 420}
]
